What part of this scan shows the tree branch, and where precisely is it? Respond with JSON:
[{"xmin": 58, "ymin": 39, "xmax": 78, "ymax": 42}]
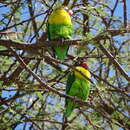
[{"xmin": 8, "ymin": 47, "xmax": 93, "ymax": 107}]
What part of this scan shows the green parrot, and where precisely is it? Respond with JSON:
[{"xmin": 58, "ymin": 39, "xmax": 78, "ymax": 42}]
[
  {"xmin": 65, "ymin": 62, "xmax": 91, "ymax": 117},
  {"xmin": 48, "ymin": 6, "xmax": 73, "ymax": 60}
]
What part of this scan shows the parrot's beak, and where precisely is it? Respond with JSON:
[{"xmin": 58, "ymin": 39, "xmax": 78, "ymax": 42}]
[
  {"xmin": 64, "ymin": 7, "xmax": 73, "ymax": 16},
  {"xmin": 68, "ymin": 9, "xmax": 73, "ymax": 16}
]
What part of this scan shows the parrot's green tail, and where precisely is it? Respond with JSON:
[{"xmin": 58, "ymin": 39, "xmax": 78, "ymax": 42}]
[
  {"xmin": 65, "ymin": 108, "xmax": 73, "ymax": 117},
  {"xmin": 65, "ymin": 100, "xmax": 74, "ymax": 117},
  {"xmin": 52, "ymin": 45, "xmax": 69, "ymax": 60}
]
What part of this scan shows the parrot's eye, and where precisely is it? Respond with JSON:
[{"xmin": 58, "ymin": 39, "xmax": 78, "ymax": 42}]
[
  {"xmin": 64, "ymin": 7, "xmax": 69, "ymax": 11},
  {"xmin": 81, "ymin": 62, "xmax": 88, "ymax": 69}
]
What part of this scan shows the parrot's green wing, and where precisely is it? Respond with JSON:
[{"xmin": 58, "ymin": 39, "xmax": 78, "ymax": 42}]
[
  {"xmin": 65, "ymin": 72, "xmax": 75, "ymax": 117},
  {"xmin": 48, "ymin": 24, "xmax": 72, "ymax": 40},
  {"xmin": 47, "ymin": 24, "xmax": 72, "ymax": 60},
  {"xmin": 80, "ymin": 79, "xmax": 90, "ymax": 100},
  {"xmin": 66, "ymin": 72, "xmax": 75, "ymax": 94}
]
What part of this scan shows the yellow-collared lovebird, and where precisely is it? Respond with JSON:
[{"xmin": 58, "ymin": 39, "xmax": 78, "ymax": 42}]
[
  {"xmin": 65, "ymin": 62, "xmax": 91, "ymax": 117},
  {"xmin": 48, "ymin": 6, "xmax": 73, "ymax": 60}
]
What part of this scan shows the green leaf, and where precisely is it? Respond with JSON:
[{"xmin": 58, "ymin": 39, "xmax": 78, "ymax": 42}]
[{"xmin": 36, "ymin": 92, "xmax": 43, "ymax": 99}]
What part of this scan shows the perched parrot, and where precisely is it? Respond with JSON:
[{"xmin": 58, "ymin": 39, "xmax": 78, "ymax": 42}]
[
  {"xmin": 48, "ymin": 6, "xmax": 73, "ymax": 60},
  {"xmin": 65, "ymin": 62, "xmax": 91, "ymax": 117}
]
